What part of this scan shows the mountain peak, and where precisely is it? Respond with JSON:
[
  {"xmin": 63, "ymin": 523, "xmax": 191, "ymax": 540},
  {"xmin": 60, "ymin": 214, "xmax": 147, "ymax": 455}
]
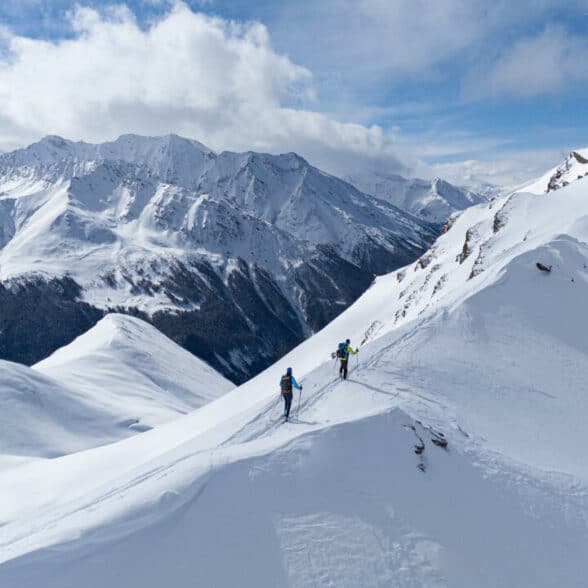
[
  {"xmin": 0, "ymin": 133, "xmax": 217, "ymax": 187},
  {"xmin": 112, "ymin": 133, "xmax": 214, "ymax": 156},
  {"xmin": 521, "ymin": 147, "xmax": 588, "ymax": 194},
  {"xmin": 39, "ymin": 135, "xmax": 70, "ymax": 146},
  {"xmin": 571, "ymin": 149, "xmax": 588, "ymax": 165}
]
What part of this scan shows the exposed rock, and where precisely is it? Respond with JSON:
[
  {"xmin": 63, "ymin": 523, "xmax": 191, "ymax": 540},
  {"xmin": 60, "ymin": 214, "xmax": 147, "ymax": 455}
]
[
  {"xmin": 456, "ymin": 228, "xmax": 475, "ymax": 264},
  {"xmin": 536, "ymin": 262, "xmax": 552, "ymax": 273}
]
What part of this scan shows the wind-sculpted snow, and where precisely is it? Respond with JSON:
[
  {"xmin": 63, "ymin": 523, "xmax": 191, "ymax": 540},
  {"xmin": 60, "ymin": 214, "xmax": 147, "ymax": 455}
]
[
  {"xmin": 0, "ymin": 360, "xmax": 122, "ymax": 457},
  {"xmin": 0, "ymin": 176, "xmax": 587, "ymax": 586},
  {"xmin": 0, "ymin": 134, "xmax": 436, "ymax": 380}
]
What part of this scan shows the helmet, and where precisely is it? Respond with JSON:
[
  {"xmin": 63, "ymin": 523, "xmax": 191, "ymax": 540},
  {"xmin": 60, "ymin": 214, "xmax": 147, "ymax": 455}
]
[
  {"xmin": 346, "ymin": 339, "xmax": 350, "ymax": 344},
  {"xmin": 287, "ymin": 367, "xmax": 292, "ymax": 375}
]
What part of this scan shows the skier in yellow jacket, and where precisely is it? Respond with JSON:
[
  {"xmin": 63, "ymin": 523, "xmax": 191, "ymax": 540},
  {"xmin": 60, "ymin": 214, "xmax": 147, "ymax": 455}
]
[{"xmin": 336, "ymin": 339, "xmax": 358, "ymax": 380}]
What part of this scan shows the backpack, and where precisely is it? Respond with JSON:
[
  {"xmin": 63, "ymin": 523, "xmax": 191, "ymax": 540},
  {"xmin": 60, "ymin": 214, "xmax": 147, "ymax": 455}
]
[
  {"xmin": 280, "ymin": 374, "xmax": 293, "ymax": 394},
  {"xmin": 336, "ymin": 342, "xmax": 347, "ymax": 359}
]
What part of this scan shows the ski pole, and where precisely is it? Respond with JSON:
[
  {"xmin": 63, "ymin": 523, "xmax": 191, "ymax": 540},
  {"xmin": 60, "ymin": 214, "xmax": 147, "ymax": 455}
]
[{"xmin": 296, "ymin": 387, "xmax": 302, "ymax": 417}]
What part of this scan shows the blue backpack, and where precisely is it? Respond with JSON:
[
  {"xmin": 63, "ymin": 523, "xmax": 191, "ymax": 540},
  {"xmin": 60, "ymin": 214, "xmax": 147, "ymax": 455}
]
[{"xmin": 336, "ymin": 342, "xmax": 347, "ymax": 359}]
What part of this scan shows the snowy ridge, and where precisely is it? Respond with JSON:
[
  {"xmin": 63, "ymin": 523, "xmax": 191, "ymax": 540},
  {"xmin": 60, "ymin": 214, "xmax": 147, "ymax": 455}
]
[
  {"xmin": 0, "ymin": 134, "xmax": 213, "ymax": 187},
  {"xmin": 521, "ymin": 148, "xmax": 588, "ymax": 194},
  {"xmin": 0, "ymin": 314, "xmax": 232, "ymax": 458},
  {"xmin": 0, "ymin": 174, "xmax": 587, "ymax": 585},
  {"xmin": 35, "ymin": 314, "xmax": 234, "ymax": 427},
  {"xmin": 346, "ymin": 171, "xmax": 487, "ymax": 223}
]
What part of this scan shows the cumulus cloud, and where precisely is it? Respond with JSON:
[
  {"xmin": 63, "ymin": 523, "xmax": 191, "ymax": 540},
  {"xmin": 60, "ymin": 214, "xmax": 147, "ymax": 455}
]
[
  {"xmin": 0, "ymin": 2, "xmax": 411, "ymax": 176},
  {"xmin": 463, "ymin": 26, "xmax": 588, "ymax": 99}
]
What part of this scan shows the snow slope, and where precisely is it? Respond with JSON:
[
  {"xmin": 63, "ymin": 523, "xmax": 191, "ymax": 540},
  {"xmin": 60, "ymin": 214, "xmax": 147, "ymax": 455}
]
[
  {"xmin": 1, "ymin": 177, "xmax": 588, "ymax": 585},
  {"xmin": 0, "ymin": 314, "xmax": 232, "ymax": 458},
  {"xmin": 0, "ymin": 360, "xmax": 124, "ymax": 458},
  {"xmin": 346, "ymin": 171, "xmax": 486, "ymax": 223}
]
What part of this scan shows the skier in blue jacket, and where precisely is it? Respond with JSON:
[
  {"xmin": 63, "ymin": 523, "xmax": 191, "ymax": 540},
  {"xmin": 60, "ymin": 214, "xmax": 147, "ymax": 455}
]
[{"xmin": 280, "ymin": 367, "xmax": 302, "ymax": 421}]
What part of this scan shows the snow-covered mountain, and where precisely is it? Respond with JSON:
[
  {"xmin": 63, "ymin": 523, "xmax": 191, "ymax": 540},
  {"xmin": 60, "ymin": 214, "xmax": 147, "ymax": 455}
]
[
  {"xmin": 0, "ymin": 135, "xmax": 436, "ymax": 382},
  {"xmin": 521, "ymin": 148, "xmax": 588, "ymax": 194},
  {"xmin": 0, "ymin": 169, "xmax": 587, "ymax": 585},
  {"xmin": 0, "ymin": 314, "xmax": 232, "ymax": 458},
  {"xmin": 346, "ymin": 171, "xmax": 487, "ymax": 223}
]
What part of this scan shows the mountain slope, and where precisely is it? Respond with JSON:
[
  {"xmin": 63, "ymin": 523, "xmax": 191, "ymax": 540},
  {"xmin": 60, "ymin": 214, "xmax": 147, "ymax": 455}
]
[
  {"xmin": 0, "ymin": 314, "xmax": 232, "ymax": 458},
  {"xmin": 0, "ymin": 176, "xmax": 587, "ymax": 585},
  {"xmin": 0, "ymin": 135, "xmax": 436, "ymax": 382},
  {"xmin": 346, "ymin": 171, "xmax": 487, "ymax": 223}
]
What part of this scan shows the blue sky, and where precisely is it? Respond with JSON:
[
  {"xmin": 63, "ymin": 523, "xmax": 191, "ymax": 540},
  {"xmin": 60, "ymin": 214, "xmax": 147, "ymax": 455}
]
[{"xmin": 0, "ymin": 0, "xmax": 587, "ymax": 186}]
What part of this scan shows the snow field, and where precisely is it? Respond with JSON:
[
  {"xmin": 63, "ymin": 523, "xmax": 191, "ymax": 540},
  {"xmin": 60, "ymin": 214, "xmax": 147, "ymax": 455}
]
[{"xmin": 1, "ymin": 166, "xmax": 588, "ymax": 586}]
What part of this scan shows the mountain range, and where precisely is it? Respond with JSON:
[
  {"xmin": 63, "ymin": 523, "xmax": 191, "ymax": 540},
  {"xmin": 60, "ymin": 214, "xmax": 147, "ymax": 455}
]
[{"xmin": 0, "ymin": 134, "xmax": 444, "ymax": 382}]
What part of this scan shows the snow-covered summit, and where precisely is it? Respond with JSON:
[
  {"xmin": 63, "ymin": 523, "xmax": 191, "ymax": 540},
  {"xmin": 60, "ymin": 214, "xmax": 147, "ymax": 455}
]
[{"xmin": 0, "ymin": 134, "xmax": 213, "ymax": 180}]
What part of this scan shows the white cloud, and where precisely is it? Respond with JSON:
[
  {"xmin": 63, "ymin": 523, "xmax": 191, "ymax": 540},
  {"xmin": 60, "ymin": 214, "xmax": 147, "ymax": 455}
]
[
  {"xmin": 271, "ymin": 0, "xmax": 584, "ymax": 90},
  {"xmin": 465, "ymin": 26, "xmax": 588, "ymax": 98},
  {"xmin": 464, "ymin": 26, "xmax": 588, "ymax": 99},
  {"xmin": 272, "ymin": 0, "xmax": 482, "ymax": 86},
  {"xmin": 0, "ymin": 2, "xmax": 411, "ymax": 176},
  {"xmin": 0, "ymin": 1, "xmax": 583, "ymax": 187}
]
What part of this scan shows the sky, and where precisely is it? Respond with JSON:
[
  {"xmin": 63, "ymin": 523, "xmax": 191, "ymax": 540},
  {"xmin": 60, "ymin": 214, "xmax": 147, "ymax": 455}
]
[{"xmin": 0, "ymin": 0, "xmax": 587, "ymax": 187}]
